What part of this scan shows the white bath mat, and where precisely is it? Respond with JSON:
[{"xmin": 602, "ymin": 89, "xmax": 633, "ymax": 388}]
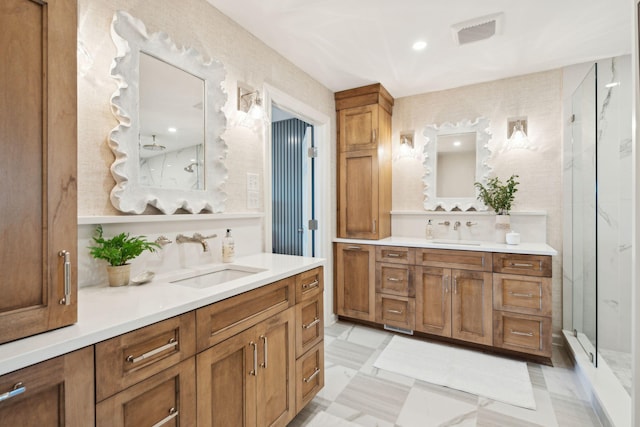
[{"xmin": 373, "ymin": 335, "xmax": 536, "ymax": 410}]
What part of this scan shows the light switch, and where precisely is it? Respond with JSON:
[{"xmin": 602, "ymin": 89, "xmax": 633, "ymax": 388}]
[
  {"xmin": 247, "ymin": 191, "xmax": 260, "ymax": 209},
  {"xmin": 247, "ymin": 173, "xmax": 259, "ymax": 191}
]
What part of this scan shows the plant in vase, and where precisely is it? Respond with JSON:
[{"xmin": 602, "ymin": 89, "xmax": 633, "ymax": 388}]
[
  {"xmin": 474, "ymin": 174, "xmax": 519, "ymax": 242},
  {"xmin": 88, "ymin": 225, "xmax": 160, "ymax": 287}
]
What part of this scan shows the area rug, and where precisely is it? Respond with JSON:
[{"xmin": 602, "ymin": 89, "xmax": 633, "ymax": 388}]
[{"xmin": 373, "ymin": 335, "xmax": 536, "ymax": 410}]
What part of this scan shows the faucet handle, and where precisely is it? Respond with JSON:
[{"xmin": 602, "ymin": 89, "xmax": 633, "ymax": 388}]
[
  {"xmin": 154, "ymin": 236, "xmax": 173, "ymax": 247},
  {"xmin": 465, "ymin": 221, "xmax": 478, "ymax": 227}
]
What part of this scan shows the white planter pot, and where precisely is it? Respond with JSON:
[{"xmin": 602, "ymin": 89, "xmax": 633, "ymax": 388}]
[
  {"xmin": 495, "ymin": 214, "xmax": 511, "ymax": 243},
  {"xmin": 106, "ymin": 264, "xmax": 131, "ymax": 287}
]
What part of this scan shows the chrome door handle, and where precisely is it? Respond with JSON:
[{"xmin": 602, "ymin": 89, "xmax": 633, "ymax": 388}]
[
  {"xmin": 510, "ymin": 262, "xmax": 534, "ymax": 268},
  {"xmin": 387, "ymin": 309, "xmax": 403, "ymax": 314},
  {"xmin": 303, "ymin": 367, "xmax": 320, "ymax": 383},
  {"xmin": 345, "ymin": 246, "xmax": 361, "ymax": 250},
  {"xmin": 59, "ymin": 250, "xmax": 71, "ymax": 305},
  {"xmin": 249, "ymin": 341, "xmax": 258, "ymax": 376},
  {"xmin": 386, "ymin": 253, "xmax": 401, "ymax": 258},
  {"xmin": 510, "ymin": 330, "xmax": 534, "ymax": 337},
  {"xmin": 443, "ymin": 275, "xmax": 449, "ymax": 293},
  {"xmin": 303, "ymin": 318, "xmax": 320, "ymax": 329},
  {"xmin": 453, "ymin": 276, "xmax": 458, "ymax": 294},
  {"xmin": 126, "ymin": 339, "xmax": 177, "ymax": 363},
  {"xmin": 386, "ymin": 277, "xmax": 401, "ymax": 282},
  {"xmin": 0, "ymin": 383, "xmax": 26, "ymax": 402},
  {"xmin": 509, "ymin": 292, "xmax": 533, "ymax": 298},
  {"xmin": 302, "ymin": 280, "xmax": 319, "ymax": 289},
  {"xmin": 151, "ymin": 408, "xmax": 178, "ymax": 427},
  {"xmin": 260, "ymin": 335, "xmax": 268, "ymax": 368}
]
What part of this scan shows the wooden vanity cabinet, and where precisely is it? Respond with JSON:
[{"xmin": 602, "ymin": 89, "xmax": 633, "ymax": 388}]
[
  {"xmin": 336, "ymin": 84, "xmax": 393, "ymax": 239},
  {"xmin": 335, "ymin": 243, "xmax": 376, "ymax": 321},
  {"xmin": 0, "ymin": 347, "xmax": 94, "ymax": 426},
  {"xmin": 0, "ymin": 0, "xmax": 78, "ymax": 345}
]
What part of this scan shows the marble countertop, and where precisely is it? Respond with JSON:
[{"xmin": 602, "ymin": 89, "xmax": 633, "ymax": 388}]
[
  {"xmin": 0, "ymin": 253, "xmax": 325, "ymax": 376},
  {"xmin": 334, "ymin": 236, "xmax": 558, "ymax": 256}
]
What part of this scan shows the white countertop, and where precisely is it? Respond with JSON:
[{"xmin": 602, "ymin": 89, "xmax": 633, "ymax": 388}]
[
  {"xmin": 0, "ymin": 253, "xmax": 325, "ymax": 376},
  {"xmin": 334, "ymin": 236, "xmax": 558, "ymax": 256}
]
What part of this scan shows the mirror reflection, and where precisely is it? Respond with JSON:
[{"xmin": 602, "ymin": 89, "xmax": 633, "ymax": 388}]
[
  {"xmin": 436, "ymin": 132, "xmax": 476, "ymax": 198},
  {"xmin": 139, "ymin": 53, "xmax": 205, "ymax": 190}
]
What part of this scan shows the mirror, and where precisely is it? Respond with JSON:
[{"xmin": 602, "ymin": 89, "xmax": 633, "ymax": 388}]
[
  {"xmin": 422, "ymin": 117, "xmax": 493, "ymax": 211},
  {"xmin": 109, "ymin": 11, "xmax": 227, "ymax": 214}
]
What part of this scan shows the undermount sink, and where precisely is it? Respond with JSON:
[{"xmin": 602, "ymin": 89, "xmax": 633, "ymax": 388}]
[
  {"xmin": 170, "ymin": 265, "xmax": 266, "ymax": 289},
  {"xmin": 431, "ymin": 239, "xmax": 482, "ymax": 246}
]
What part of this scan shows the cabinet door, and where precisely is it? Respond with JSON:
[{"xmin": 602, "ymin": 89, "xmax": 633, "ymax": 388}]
[
  {"xmin": 0, "ymin": 347, "xmax": 94, "ymax": 426},
  {"xmin": 451, "ymin": 270, "xmax": 493, "ymax": 345},
  {"xmin": 335, "ymin": 243, "xmax": 375, "ymax": 321},
  {"xmin": 256, "ymin": 308, "xmax": 296, "ymax": 427},
  {"xmin": 339, "ymin": 105, "xmax": 379, "ymax": 152},
  {"xmin": 197, "ymin": 327, "xmax": 258, "ymax": 427},
  {"xmin": 415, "ymin": 266, "xmax": 451, "ymax": 337},
  {"xmin": 339, "ymin": 149, "xmax": 379, "ymax": 238},
  {"xmin": 0, "ymin": 0, "xmax": 77, "ymax": 344}
]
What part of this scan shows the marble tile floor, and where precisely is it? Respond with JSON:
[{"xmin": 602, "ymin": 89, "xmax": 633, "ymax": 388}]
[
  {"xmin": 289, "ymin": 321, "xmax": 603, "ymax": 427},
  {"xmin": 598, "ymin": 347, "xmax": 632, "ymax": 396}
]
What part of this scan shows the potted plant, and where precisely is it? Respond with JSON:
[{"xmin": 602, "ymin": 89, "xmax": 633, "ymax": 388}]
[
  {"xmin": 88, "ymin": 225, "xmax": 160, "ymax": 287},
  {"xmin": 474, "ymin": 174, "xmax": 519, "ymax": 242}
]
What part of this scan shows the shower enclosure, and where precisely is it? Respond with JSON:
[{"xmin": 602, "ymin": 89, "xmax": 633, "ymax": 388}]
[{"xmin": 568, "ymin": 55, "xmax": 633, "ymax": 396}]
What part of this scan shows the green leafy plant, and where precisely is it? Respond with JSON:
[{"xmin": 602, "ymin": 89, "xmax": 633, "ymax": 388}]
[
  {"xmin": 88, "ymin": 225, "xmax": 160, "ymax": 266},
  {"xmin": 474, "ymin": 174, "xmax": 520, "ymax": 215}
]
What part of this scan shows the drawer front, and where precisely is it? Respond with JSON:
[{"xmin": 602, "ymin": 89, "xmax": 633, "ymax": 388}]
[
  {"xmin": 95, "ymin": 312, "xmax": 196, "ymax": 401},
  {"xmin": 493, "ymin": 312, "xmax": 552, "ymax": 357},
  {"xmin": 376, "ymin": 263, "xmax": 414, "ymax": 297},
  {"xmin": 296, "ymin": 341, "xmax": 324, "ymax": 413},
  {"xmin": 296, "ymin": 267, "xmax": 324, "ymax": 303},
  {"xmin": 196, "ymin": 276, "xmax": 295, "ymax": 352},
  {"xmin": 494, "ymin": 273, "xmax": 552, "ymax": 316},
  {"xmin": 375, "ymin": 246, "xmax": 414, "ymax": 264},
  {"xmin": 416, "ymin": 248, "xmax": 492, "ymax": 272},
  {"xmin": 296, "ymin": 294, "xmax": 324, "ymax": 358},
  {"xmin": 96, "ymin": 358, "xmax": 196, "ymax": 427},
  {"xmin": 375, "ymin": 294, "xmax": 415, "ymax": 330},
  {"xmin": 493, "ymin": 253, "xmax": 552, "ymax": 277}
]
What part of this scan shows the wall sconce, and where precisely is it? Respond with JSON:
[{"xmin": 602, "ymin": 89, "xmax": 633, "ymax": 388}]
[
  {"xmin": 506, "ymin": 117, "xmax": 532, "ymax": 149},
  {"xmin": 238, "ymin": 86, "xmax": 265, "ymax": 121},
  {"xmin": 395, "ymin": 131, "xmax": 421, "ymax": 160}
]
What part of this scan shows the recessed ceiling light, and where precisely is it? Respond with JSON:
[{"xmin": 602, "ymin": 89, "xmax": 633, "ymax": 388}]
[
  {"xmin": 605, "ymin": 82, "xmax": 620, "ymax": 88},
  {"xmin": 453, "ymin": 141, "xmax": 462, "ymax": 147},
  {"xmin": 412, "ymin": 40, "xmax": 427, "ymax": 51},
  {"xmin": 168, "ymin": 127, "xmax": 177, "ymax": 133}
]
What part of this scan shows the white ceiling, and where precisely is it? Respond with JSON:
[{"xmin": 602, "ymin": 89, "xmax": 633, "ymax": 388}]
[{"xmin": 206, "ymin": 0, "xmax": 632, "ymax": 98}]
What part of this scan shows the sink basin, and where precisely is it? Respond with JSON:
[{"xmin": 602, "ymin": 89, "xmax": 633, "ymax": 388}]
[
  {"xmin": 431, "ymin": 239, "xmax": 482, "ymax": 246},
  {"xmin": 170, "ymin": 265, "xmax": 265, "ymax": 289}
]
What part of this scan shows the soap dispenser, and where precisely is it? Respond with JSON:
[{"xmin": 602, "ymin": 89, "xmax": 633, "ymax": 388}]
[
  {"xmin": 426, "ymin": 219, "xmax": 434, "ymax": 240},
  {"xmin": 222, "ymin": 229, "xmax": 235, "ymax": 263}
]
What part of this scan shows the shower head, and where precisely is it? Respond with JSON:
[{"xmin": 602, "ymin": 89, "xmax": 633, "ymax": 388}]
[{"xmin": 142, "ymin": 135, "xmax": 166, "ymax": 151}]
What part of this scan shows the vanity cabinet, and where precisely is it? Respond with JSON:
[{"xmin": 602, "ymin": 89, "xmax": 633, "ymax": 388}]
[
  {"xmin": 0, "ymin": 347, "xmax": 94, "ymax": 426},
  {"xmin": 0, "ymin": 0, "xmax": 78, "ymax": 344},
  {"xmin": 336, "ymin": 84, "xmax": 393, "ymax": 239},
  {"xmin": 335, "ymin": 243, "xmax": 376, "ymax": 321}
]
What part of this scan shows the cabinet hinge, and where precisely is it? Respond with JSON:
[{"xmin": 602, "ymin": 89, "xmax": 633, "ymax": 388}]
[{"xmin": 308, "ymin": 219, "xmax": 318, "ymax": 230}]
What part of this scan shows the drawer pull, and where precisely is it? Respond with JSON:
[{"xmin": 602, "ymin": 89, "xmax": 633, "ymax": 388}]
[
  {"xmin": 58, "ymin": 250, "xmax": 71, "ymax": 305},
  {"xmin": 510, "ymin": 262, "xmax": 534, "ymax": 268},
  {"xmin": 453, "ymin": 276, "xmax": 458, "ymax": 294},
  {"xmin": 151, "ymin": 407, "xmax": 178, "ymax": 427},
  {"xmin": 303, "ymin": 318, "xmax": 320, "ymax": 329},
  {"xmin": 345, "ymin": 246, "xmax": 361, "ymax": 250},
  {"xmin": 386, "ymin": 253, "xmax": 401, "ymax": 258},
  {"xmin": 386, "ymin": 277, "xmax": 401, "ymax": 282},
  {"xmin": 249, "ymin": 341, "xmax": 258, "ymax": 376},
  {"xmin": 0, "ymin": 382, "xmax": 26, "ymax": 402},
  {"xmin": 509, "ymin": 292, "xmax": 533, "ymax": 298},
  {"xmin": 302, "ymin": 280, "xmax": 319, "ymax": 289},
  {"xmin": 303, "ymin": 367, "xmax": 320, "ymax": 383},
  {"xmin": 126, "ymin": 338, "xmax": 177, "ymax": 363},
  {"xmin": 443, "ymin": 275, "xmax": 449, "ymax": 294},
  {"xmin": 260, "ymin": 335, "xmax": 268, "ymax": 368},
  {"xmin": 387, "ymin": 309, "xmax": 403, "ymax": 314},
  {"xmin": 510, "ymin": 329, "xmax": 534, "ymax": 337}
]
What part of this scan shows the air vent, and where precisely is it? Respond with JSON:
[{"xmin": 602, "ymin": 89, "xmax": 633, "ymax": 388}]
[{"xmin": 451, "ymin": 12, "xmax": 504, "ymax": 46}]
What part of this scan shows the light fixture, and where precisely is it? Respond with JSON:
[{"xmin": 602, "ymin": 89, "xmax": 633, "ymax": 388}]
[
  {"xmin": 395, "ymin": 131, "xmax": 421, "ymax": 160},
  {"xmin": 453, "ymin": 140, "xmax": 462, "ymax": 147},
  {"xmin": 507, "ymin": 117, "xmax": 532, "ymax": 149},
  {"xmin": 412, "ymin": 40, "xmax": 427, "ymax": 51},
  {"xmin": 167, "ymin": 127, "xmax": 177, "ymax": 133},
  {"xmin": 238, "ymin": 86, "xmax": 265, "ymax": 121},
  {"xmin": 142, "ymin": 134, "xmax": 166, "ymax": 151}
]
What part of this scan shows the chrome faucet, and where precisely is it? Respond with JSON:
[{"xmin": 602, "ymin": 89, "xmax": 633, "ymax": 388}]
[
  {"xmin": 453, "ymin": 221, "xmax": 461, "ymax": 231},
  {"xmin": 176, "ymin": 233, "xmax": 217, "ymax": 252}
]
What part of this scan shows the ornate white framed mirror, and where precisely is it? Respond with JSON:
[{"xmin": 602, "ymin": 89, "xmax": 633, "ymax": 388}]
[
  {"xmin": 109, "ymin": 11, "xmax": 227, "ymax": 214},
  {"xmin": 422, "ymin": 117, "xmax": 493, "ymax": 211}
]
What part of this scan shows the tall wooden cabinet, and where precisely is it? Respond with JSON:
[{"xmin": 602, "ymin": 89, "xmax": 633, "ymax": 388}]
[
  {"xmin": 0, "ymin": 0, "xmax": 78, "ymax": 344},
  {"xmin": 336, "ymin": 84, "xmax": 393, "ymax": 239}
]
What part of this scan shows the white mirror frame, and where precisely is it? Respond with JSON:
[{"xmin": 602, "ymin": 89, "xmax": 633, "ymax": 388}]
[
  {"xmin": 422, "ymin": 117, "xmax": 493, "ymax": 211},
  {"xmin": 109, "ymin": 11, "xmax": 227, "ymax": 214}
]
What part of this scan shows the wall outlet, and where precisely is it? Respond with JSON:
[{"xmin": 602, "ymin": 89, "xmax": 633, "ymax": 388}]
[
  {"xmin": 247, "ymin": 172, "xmax": 259, "ymax": 191},
  {"xmin": 247, "ymin": 190, "xmax": 260, "ymax": 209}
]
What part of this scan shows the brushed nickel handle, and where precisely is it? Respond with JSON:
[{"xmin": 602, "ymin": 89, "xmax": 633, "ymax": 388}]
[
  {"xmin": 346, "ymin": 245, "xmax": 361, "ymax": 250},
  {"xmin": 439, "ymin": 221, "xmax": 450, "ymax": 226},
  {"xmin": 249, "ymin": 341, "xmax": 258, "ymax": 376},
  {"xmin": 386, "ymin": 277, "xmax": 401, "ymax": 282},
  {"xmin": 510, "ymin": 262, "xmax": 534, "ymax": 268},
  {"xmin": 510, "ymin": 329, "xmax": 534, "ymax": 337},
  {"xmin": 303, "ymin": 367, "xmax": 320, "ymax": 383},
  {"xmin": 386, "ymin": 253, "xmax": 401, "ymax": 258},
  {"xmin": 0, "ymin": 382, "xmax": 26, "ymax": 402},
  {"xmin": 151, "ymin": 408, "xmax": 178, "ymax": 427},
  {"xmin": 372, "ymin": 220, "xmax": 377, "ymax": 233},
  {"xmin": 387, "ymin": 309, "xmax": 403, "ymax": 314},
  {"xmin": 372, "ymin": 129, "xmax": 377, "ymax": 144},
  {"xmin": 303, "ymin": 280, "xmax": 319, "ymax": 289},
  {"xmin": 260, "ymin": 335, "xmax": 268, "ymax": 368},
  {"xmin": 59, "ymin": 250, "xmax": 71, "ymax": 305},
  {"xmin": 443, "ymin": 275, "xmax": 449, "ymax": 293},
  {"xmin": 453, "ymin": 276, "xmax": 458, "ymax": 294},
  {"xmin": 126, "ymin": 338, "xmax": 177, "ymax": 363},
  {"xmin": 303, "ymin": 318, "xmax": 320, "ymax": 329},
  {"xmin": 509, "ymin": 292, "xmax": 534, "ymax": 298}
]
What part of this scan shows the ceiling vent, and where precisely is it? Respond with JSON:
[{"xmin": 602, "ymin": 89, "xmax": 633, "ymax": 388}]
[{"xmin": 451, "ymin": 12, "xmax": 504, "ymax": 46}]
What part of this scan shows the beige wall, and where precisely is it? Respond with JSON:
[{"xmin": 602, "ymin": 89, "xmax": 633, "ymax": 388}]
[
  {"xmin": 77, "ymin": 0, "xmax": 335, "ymax": 216},
  {"xmin": 392, "ymin": 70, "xmax": 564, "ymax": 333}
]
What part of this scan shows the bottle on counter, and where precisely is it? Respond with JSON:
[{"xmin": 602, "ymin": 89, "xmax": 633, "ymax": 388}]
[
  {"xmin": 426, "ymin": 219, "xmax": 434, "ymax": 240},
  {"xmin": 222, "ymin": 229, "xmax": 235, "ymax": 263}
]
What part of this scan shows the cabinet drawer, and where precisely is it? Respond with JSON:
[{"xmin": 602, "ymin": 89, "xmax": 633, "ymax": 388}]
[
  {"xmin": 296, "ymin": 341, "xmax": 324, "ymax": 413},
  {"xmin": 296, "ymin": 267, "xmax": 324, "ymax": 303},
  {"xmin": 376, "ymin": 263, "xmax": 414, "ymax": 296},
  {"xmin": 96, "ymin": 358, "xmax": 196, "ymax": 427},
  {"xmin": 95, "ymin": 312, "xmax": 196, "ymax": 402},
  {"xmin": 493, "ymin": 273, "xmax": 552, "ymax": 316},
  {"xmin": 416, "ymin": 248, "xmax": 492, "ymax": 272},
  {"xmin": 296, "ymin": 293, "xmax": 324, "ymax": 358},
  {"xmin": 493, "ymin": 312, "xmax": 552, "ymax": 357},
  {"xmin": 376, "ymin": 246, "xmax": 414, "ymax": 264},
  {"xmin": 375, "ymin": 294, "xmax": 415, "ymax": 330},
  {"xmin": 493, "ymin": 253, "xmax": 551, "ymax": 277},
  {"xmin": 196, "ymin": 277, "xmax": 295, "ymax": 352}
]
